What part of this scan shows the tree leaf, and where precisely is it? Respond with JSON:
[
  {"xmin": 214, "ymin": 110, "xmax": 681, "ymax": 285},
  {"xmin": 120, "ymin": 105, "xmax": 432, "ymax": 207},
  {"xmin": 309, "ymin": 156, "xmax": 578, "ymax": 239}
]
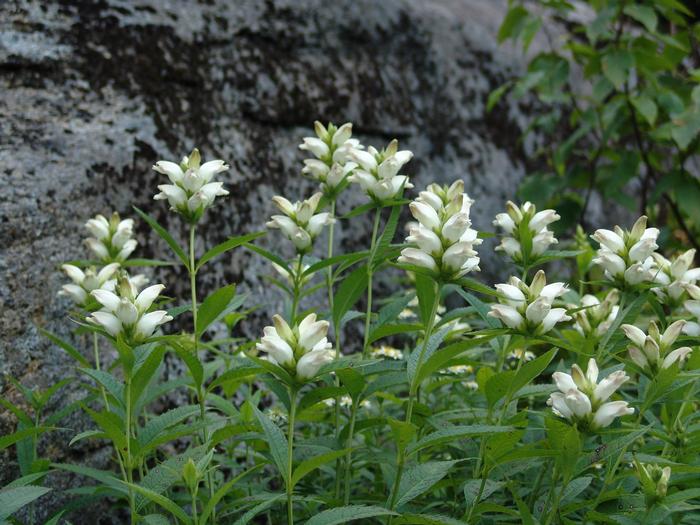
[{"xmin": 601, "ymin": 50, "xmax": 634, "ymax": 90}]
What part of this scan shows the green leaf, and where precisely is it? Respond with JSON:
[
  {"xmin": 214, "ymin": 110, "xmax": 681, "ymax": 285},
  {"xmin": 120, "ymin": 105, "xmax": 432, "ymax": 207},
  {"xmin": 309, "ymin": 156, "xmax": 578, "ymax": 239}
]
[
  {"xmin": 394, "ymin": 460, "xmax": 460, "ymax": 508},
  {"xmin": 196, "ymin": 284, "xmax": 238, "ymax": 335},
  {"xmin": 196, "ymin": 231, "xmax": 266, "ymax": 270},
  {"xmin": 409, "ymin": 425, "xmax": 514, "ymax": 456},
  {"xmin": 487, "ymin": 82, "xmax": 512, "ymax": 112},
  {"xmin": 371, "ymin": 205, "xmax": 401, "ymax": 269},
  {"xmin": 671, "ymin": 107, "xmax": 700, "ymax": 150},
  {"xmin": 136, "ymin": 446, "xmax": 207, "ymax": 509},
  {"xmin": 207, "ymin": 365, "xmax": 263, "ymax": 392},
  {"xmin": 121, "ymin": 480, "xmax": 193, "ymax": 525},
  {"xmin": 231, "ymin": 494, "xmax": 285, "ymax": 525},
  {"xmin": 252, "ymin": 403, "xmax": 289, "ymax": 481},
  {"xmin": 69, "ymin": 429, "xmax": 105, "ymax": 447},
  {"xmin": 631, "ymin": 94, "xmax": 658, "ymax": 125},
  {"xmin": 415, "ymin": 275, "xmax": 437, "ymax": 326},
  {"xmin": 138, "ymin": 405, "xmax": 200, "ymax": 449},
  {"xmin": 0, "ymin": 486, "xmax": 52, "ymax": 520},
  {"xmin": 243, "ymin": 242, "xmax": 292, "ymax": 274},
  {"xmin": 40, "ymin": 328, "xmax": 90, "ymax": 367},
  {"xmin": 332, "ymin": 264, "xmax": 368, "ymax": 328},
  {"xmin": 464, "ymin": 479, "xmax": 503, "ymax": 508},
  {"xmin": 131, "ymin": 346, "xmax": 165, "ymax": 405},
  {"xmin": 79, "ymin": 368, "xmax": 124, "ymax": 407},
  {"xmin": 172, "ymin": 343, "xmax": 204, "ymax": 389},
  {"xmin": 303, "ymin": 250, "xmax": 369, "ymax": 277},
  {"xmin": 291, "ymin": 448, "xmax": 350, "ymax": 488},
  {"xmin": 601, "ymin": 50, "xmax": 634, "ymax": 90},
  {"xmin": 393, "ymin": 514, "xmax": 467, "ymax": 525},
  {"xmin": 200, "ymin": 464, "xmax": 264, "ymax": 523},
  {"xmin": 0, "ymin": 427, "xmax": 51, "ymax": 451},
  {"xmin": 336, "ymin": 368, "xmax": 366, "ymax": 400},
  {"xmin": 84, "ymin": 408, "xmax": 126, "ymax": 451},
  {"xmin": 497, "ymin": 5, "xmax": 528, "ymax": 43},
  {"xmin": 306, "ymin": 505, "xmax": 397, "ymax": 525},
  {"xmin": 142, "ymin": 515, "xmax": 171, "ymax": 525},
  {"xmin": 624, "ymin": 4, "xmax": 658, "ymax": 32},
  {"xmin": 133, "ymin": 206, "xmax": 189, "ymax": 269},
  {"xmin": 407, "ymin": 327, "xmax": 450, "ymax": 388}
]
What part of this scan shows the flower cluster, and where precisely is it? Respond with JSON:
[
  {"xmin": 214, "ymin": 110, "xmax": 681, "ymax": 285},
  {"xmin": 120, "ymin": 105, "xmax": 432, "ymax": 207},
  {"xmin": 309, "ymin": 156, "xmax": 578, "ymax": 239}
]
[
  {"xmin": 59, "ymin": 263, "xmax": 120, "ymax": 306},
  {"xmin": 591, "ymin": 215, "xmax": 660, "ymax": 286},
  {"xmin": 493, "ymin": 201, "xmax": 559, "ymax": 263},
  {"xmin": 370, "ymin": 345, "xmax": 404, "ymax": 360},
  {"xmin": 348, "ymin": 139, "xmax": 413, "ymax": 202},
  {"xmin": 636, "ymin": 461, "xmax": 671, "ymax": 505},
  {"xmin": 548, "ymin": 358, "xmax": 634, "ymax": 430},
  {"xmin": 257, "ymin": 313, "xmax": 335, "ymax": 382},
  {"xmin": 87, "ymin": 277, "xmax": 172, "ymax": 344},
  {"xmin": 570, "ymin": 290, "xmax": 619, "ymax": 338},
  {"xmin": 489, "ymin": 270, "xmax": 571, "ymax": 334},
  {"xmin": 398, "ymin": 180, "xmax": 481, "ymax": 281},
  {"xmin": 300, "ymin": 121, "xmax": 360, "ymax": 194},
  {"xmin": 683, "ymin": 283, "xmax": 700, "ymax": 335},
  {"xmin": 266, "ymin": 193, "xmax": 335, "ymax": 254},
  {"xmin": 153, "ymin": 148, "xmax": 229, "ymax": 223},
  {"xmin": 622, "ymin": 320, "xmax": 692, "ymax": 373},
  {"xmin": 85, "ymin": 213, "xmax": 138, "ymax": 263},
  {"xmin": 651, "ymin": 249, "xmax": 700, "ymax": 305}
]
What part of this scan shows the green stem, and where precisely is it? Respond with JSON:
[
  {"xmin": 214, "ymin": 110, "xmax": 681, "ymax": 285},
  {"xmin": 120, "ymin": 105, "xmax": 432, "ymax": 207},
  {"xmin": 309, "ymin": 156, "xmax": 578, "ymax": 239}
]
[
  {"xmin": 343, "ymin": 401, "xmax": 359, "ymax": 505},
  {"xmin": 290, "ymin": 254, "xmax": 304, "ymax": 322},
  {"xmin": 125, "ymin": 377, "xmax": 136, "ymax": 524},
  {"xmin": 192, "ymin": 488, "xmax": 199, "ymax": 525},
  {"xmin": 93, "ymin": 333, "xmax": 111, "ymax": 410},
  {"xmin": 362, "ymin": 208, "xmax": 382, "ymax": 358},
  {"xmin": 387, "ymin": 282, "xmax": 441, "ymax": 521},
  {"xmin": 287, "ymin": 389, "xmax": 298, "ymax": 525}
]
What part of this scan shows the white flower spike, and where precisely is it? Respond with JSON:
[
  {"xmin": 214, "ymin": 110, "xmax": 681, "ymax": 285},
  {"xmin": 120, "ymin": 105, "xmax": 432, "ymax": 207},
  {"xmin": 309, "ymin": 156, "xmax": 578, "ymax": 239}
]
[
  {"xmin": 85, "ymin": 212, "xmax": 137, "ymax": 263},
  {"xmin": 347, "ymin": 139, "xmax": 413, "ymax": 203},
  {"xmin": 548, "ymin": 358, "xmax": 634, "ymax": 430},
  {"xmin": 622, "ymin": 320, "xmax": 693, "ymax": 374},
  {"xmin": 154, "ymin": 148, "xmax": 229, "ymax": 223},
  {"xmin": 493, "ymin": 201, "xmax": 560, "ymax": 263},
  {"xmin": 266, "ymin": 192, "xmax": 335, "ymax": 254},
  {"xmin": 300, "ymin": 121, "xmax": 361, "ymax": 194}
]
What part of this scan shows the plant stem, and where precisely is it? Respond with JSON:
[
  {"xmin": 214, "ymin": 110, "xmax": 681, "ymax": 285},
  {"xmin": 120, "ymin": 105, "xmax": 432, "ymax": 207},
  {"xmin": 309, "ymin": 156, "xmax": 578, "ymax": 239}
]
[
  {"xmin": 192, "ymin": 488, "xmax": 199, "ymax": 525},
  {"xmin": 125, "ymin": 377, "xmax": 136, "ymax": 524},
  {"xmin": 362, "ymin": 208, "xmax": 382, "ymax": 358},
  {"xmin": 290, "ymin": 253, "xmax": 304, "ymax": 322},
  {"xmin": 387, "ymin": 282, "xmax": 441, "ymax": 521},
  {"xmin": 93, "ymin": 333, "xmax": 111, "ymax": 410},
  {"xmin": 343, "ymin": 401, "xmax": 359, "ymax": 505},
  {"xmin": 286, "ymin": 389, "xmax": 298, "ymax": 525}
]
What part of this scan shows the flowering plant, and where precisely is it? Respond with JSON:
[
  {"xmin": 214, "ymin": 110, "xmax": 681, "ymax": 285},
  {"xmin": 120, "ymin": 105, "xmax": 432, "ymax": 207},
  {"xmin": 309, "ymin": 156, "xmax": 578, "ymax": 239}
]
[{"xmin": 4, "ymin": 119, "xmax": 699, "ymax": 525}]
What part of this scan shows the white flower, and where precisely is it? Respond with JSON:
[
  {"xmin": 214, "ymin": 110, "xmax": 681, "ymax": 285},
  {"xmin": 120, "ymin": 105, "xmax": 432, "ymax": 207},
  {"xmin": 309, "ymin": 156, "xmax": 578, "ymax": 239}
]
[
  {"xmin": 154, "ymin": 148, "xmax": 229, "ymax": 222},
  {"xmin": 266, "ymin": 192, "xmax": 335, "ymax": 253},
  {"xmin": 548, "ymin": 358, "xmax": 634, "ymax": 430},
  {"xmin": 398, "ymin": 180, "xmax": 481, "ymax": 281},
  {"xmin": 87, "ymin": 277, "xmax": 172, "ymax": 343},
  {"xmin": 622, "ymin": 320, "xmax": 692, "ymax": 373},
  {"xmin": 488, "ymin": 270, "xmax": 570, "ymax": 334},
  {"xmin": 591, "ymin": 216, "xmax": 660, "ymax": 286},
  {"xmin": 58, "ymin": 263, "xmax": 120, "ymax": 306},
  {"xmin": 651, "ymin": 249, "xmax": 700, "ymax": 305},
  {"xmin": 370, "ymin": 345, "xmax": 404, "ymax": 360},
  {"xmin": 300, "ymin": 121, "xmax": 361, "ymax": 193},
  {"xmin": 255, "ymin": 313, "xmax": 335, "ymax": 382},
  {"xmin": 493, "ymin": 201, "xmax": 560, "ymax": 263},
  {"xmin": 85, "ymin": 213, "xmax": 137, "ymax": 263},
  {"xmin": 347, "ymin": 139, "xmax": 413, "ymax": 202},
  {"xmin": 570, "ymin": 290, "xmax": 619, "ymax": 338}
]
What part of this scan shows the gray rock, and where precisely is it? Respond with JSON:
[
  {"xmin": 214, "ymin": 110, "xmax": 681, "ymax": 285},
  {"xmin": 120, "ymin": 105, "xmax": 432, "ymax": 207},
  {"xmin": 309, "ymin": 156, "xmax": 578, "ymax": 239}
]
[{"xmin": 0, "ymin": 0, "xmax": 541, "ymax": 520}]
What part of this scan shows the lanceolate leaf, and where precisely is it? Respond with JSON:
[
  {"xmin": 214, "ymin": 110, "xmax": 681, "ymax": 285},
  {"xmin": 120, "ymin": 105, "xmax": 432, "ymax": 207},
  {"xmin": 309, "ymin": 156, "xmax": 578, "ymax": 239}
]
[
  {"xmin": 196, "ymin": 284, "xmax": 238, "ymax": 335},
  {"xmin": 0, "ymin": 486, "xmax": 52, "ymax": 520},
  {"xmin": 133, "ymin": 206, "xmax": 189, "ymax": 269},
  {"xmin": 196, "ymin": 231, "xmax": 266, "ymax": 270},
  {"xmin": 252, "ymin": 404, "xmax": 289, "ymax": 482},
  {"xmin": 394, "ymin": 460, "xmax": 461, "ymax": 508},
  {"xmin": 306, "ymin": 505, "xmax": 397, "ymax": 525},
  {"xmin": 332, "ymin": 264, "xmax": 368, "ymax": 328}
]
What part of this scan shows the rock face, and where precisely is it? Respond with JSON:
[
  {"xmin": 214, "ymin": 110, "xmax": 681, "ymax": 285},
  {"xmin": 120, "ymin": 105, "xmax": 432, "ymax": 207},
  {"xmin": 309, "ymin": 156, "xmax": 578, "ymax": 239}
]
[{"xmin": 0, "ymin": 0, "xmax": 535, "ymax": 520}]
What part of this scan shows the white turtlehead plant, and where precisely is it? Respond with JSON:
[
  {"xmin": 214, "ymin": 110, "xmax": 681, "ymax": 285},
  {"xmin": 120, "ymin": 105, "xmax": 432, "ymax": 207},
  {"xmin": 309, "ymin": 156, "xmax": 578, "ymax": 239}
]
[
  {"xmin": 348, "ymin": 139, "xmax": 413, "ymax": 202},
  {"xmin": 493, "ymin": 201, "xmax": 560, "ymax": 263},
  {"xmin": 256, "ymin": 313, "xmax": 335, "ymax": 381},
  {"xmin": 85, "ymin": 212, "xmax": 138, "ymax": 263},
  {"xmin": 548, "ymin": 358, "xmax": 634, "ymax": 430},
  {"xmin": 651, "ymin": 249, "xmax": 700, "ymax": 305},
  {"xmin": 683, "ymin": 283, "xmax": 700, "ymax": 336},
  {"xmin": 153, "ymin": 148, "xmax": 229, "ymax": 223},
  {"xmin": 299, "ymin": 121, "xmax": 360, "ymax": 194},
  {"xmin": 59, "ymin": 263, "xmax": 120, "ymax": 306},
  {"xmin": 488, "ymin": 270, "xmax": 571, "ymax": 334},
  {"xmin": 591, "ymin": 215, "xmax": 660, "ymax": 286},
  {"xmin": 266, "ymin": 192, "xmax": 334, "ymax": 254},
  {"xmin": 622, "ymin": 320, "xmax": 693, "ymax": 373},
  {"xmin": 87, "ymin": 277, "xmax": 172, "ymax": 344},
  {"xmin": 570, "ymin": 290, "xmax": 619, "ymax": 338},
  {"xmin": 398, "ymin": 180, "xmax": 481, "ymax": 281}
]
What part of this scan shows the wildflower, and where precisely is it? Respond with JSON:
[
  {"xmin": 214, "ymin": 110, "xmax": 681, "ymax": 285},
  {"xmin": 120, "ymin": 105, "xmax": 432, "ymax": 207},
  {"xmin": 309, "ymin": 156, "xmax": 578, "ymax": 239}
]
[
  {"xmin": 651, "ymin": 249, "xmax": 700, "ymax": 305},
  {"xmin": 300, "ymin": 121, "xmax": 360, "ymax": 194},
  {"xmin": 445, "ymin": 364, "xmax": 473, "ymax": 375},
  {"xmin": 87, "ymin": 276, "xmax": 172, "ymax": 344},
  {"xmin": 506, "ymin": 348, "xmax": 536, "ymax": 368},
  {"xmin": 59, "ymin": 263, "xmax": 120, "ymax": 306},
  {"xmin": 348, "ymin": 139, "xmax": 413, "ymax": 202},
  {"xmin": 591, "ymin": 216, "xmax": 660, "ymax": 286},
  {"xmin": 266, "ymin": 192, "xmax": 334, "ymax": 254},
  {"xmin": 85, "ymin": 213, "xmax": 138, "ymax": 263},
  {"xmin": 548, "ymin": 358, "xmax": 634, "ymax": 430},
  {"xmin": 622, "ymin": 320, "xmax": 692, "ymax": 373},
  {"xmin": 683, "ymin": 283, "xmax": 700, "ymax": 336},
  {"xmin": 488, "ymin": 270, "xmax": 571, "ymax": 334},
  {"xmin": 271, "ymin": 262, "xmax": 311, "ymax": 288},
  {"xmin": 493, "ymin": 201, "xmax": 560, "ymax": 263},
  {"xmin": 463, "ymin": 380, "xmax": 479, "ymax": 390},
  {"xmin": 267, "ymin": 406, "xmax": 288, "ymax": 425},
  {"xmin": 570, "ymin": 290, "xmax": 619, "ymax": 338},
  {"xmin": 153, "ymin": 148, "xmax": 229, "ymax": 223},
  {"xmin": 256, "ymin": 313, "xmax": 335, "ymax": 382},
  {"xmin": 370, "ymin": 345, "xmax": 404, "ymax": 360},
  {"xmin": 636, "ymin": 461, "xmax": 671, "ymax": 505},
  {"xmin": 398, "ymin": 180, "xmax": 481, "ymax": 281}
]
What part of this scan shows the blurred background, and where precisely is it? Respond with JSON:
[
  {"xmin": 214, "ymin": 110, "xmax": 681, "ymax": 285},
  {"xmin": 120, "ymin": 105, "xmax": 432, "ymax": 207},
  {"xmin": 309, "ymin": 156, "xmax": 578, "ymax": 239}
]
[{"xmin": 1, "ymin": 0, "xmax": 699, "ymax": 521}]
